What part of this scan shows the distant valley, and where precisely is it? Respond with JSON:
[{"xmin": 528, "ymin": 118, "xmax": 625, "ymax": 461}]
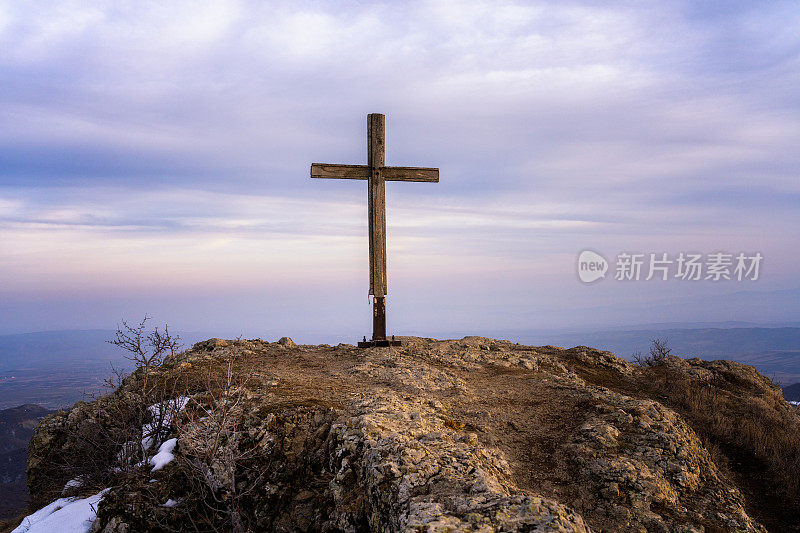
[
  {"xmin": 0, "ymin": 404, "xmax": 53, "ymax": 518},
  {"xmin": 0, "ymin": 329, "xmax": 215, "ymax": 410},
  {"xmin": 0, "ymin": 330, "xmax": 131, "ymax": 410}
]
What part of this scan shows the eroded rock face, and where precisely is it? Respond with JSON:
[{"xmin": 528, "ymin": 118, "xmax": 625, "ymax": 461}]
[
  {"xmin": 26, "ymin": 337, "xmax": 792, "ymax": 532},
  {"xmin": 327, "ymin": 392, "xmax": 587, "ymax": 532},
  {"xmin": 565, "ymin": 391, "xmax": 759, "ymax": 532}
]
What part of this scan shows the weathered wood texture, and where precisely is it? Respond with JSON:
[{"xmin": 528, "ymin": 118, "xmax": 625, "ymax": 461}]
[
  {"xmin": 368, "ymin": 113, "xmax": 387, "ymax": 296},
  {"xmin": 310, "ymin": 164, "xmax": 369, "ymax": 179},
  {"xmin": 382, "ymin": 167, "xmax": 439, "ymax": 182},
  {"xmin": 309, "ymin": 113, "xmax": 438, "ymax": 340},
  {"xmin": 311, "ymin": 164, "xmax": 439, "ymax": 182}
]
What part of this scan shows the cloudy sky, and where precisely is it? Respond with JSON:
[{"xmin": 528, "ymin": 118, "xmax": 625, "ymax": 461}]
[{"xmin": 1, "ymin": 1, "xmax": 798, "ymax": 340}]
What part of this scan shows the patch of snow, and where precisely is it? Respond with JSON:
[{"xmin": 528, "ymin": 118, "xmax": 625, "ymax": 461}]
[
  {"xmin": 161, "ymin": 498, "xmax": 181, "ymax": 508},
  {"xmin": 62, "ymin": 477, "xmax": 83, "ymax": 493},
  {"xmin": 150, "ymin": 438, "xmax": 178, "ymax": 472},
  {"xmin": 142, "ymin": 397, "xmax": 190, "ymax": 452},
  {"xmin": 12, "ymin": 489, "xmax": 108, "ymax": 533},
  {"xmin": 148, "ymin": 396, "xmax": 190, "ymax": 424}
]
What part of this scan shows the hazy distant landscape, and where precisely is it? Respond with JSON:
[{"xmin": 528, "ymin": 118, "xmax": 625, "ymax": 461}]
[
  {"xmin": 0, "ymin": 330, "xmax": 120, "ymax": 409},
  {"xmin": 0, "ymin": 330, "xmax": 208, "ymax": 410},
  {"xmin": 1, "ymin": 325, "xmax": 799, "ymax": 410}
]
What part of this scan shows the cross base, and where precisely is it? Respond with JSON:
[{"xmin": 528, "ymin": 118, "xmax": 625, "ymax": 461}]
[{"xmin": 358, "ymin": 338, "xmax": 402, "ymax": 348}]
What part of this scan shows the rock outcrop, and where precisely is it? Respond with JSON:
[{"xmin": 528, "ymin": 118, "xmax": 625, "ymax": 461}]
[{"xmin": 24, "ymin": 337, "xmax": 800, "ymax": 532}]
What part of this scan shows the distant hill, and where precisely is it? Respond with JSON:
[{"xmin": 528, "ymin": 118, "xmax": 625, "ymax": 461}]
[
  {"xmin": 784, "ymin": 383, "xmax": 800, "ymax": 402},
  {"xmin": 0, "ymin": 404, "xmax": 53, "ymax": 519}
]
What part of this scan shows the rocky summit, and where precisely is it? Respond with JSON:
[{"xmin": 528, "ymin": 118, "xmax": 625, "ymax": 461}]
[{"xmin": 22, "ymin": 337, "xmax": 800, "ymax": 532}]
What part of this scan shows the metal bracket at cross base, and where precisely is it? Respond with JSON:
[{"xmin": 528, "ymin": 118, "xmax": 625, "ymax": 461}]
[{"xmin": 357, "ymin": 296, "xmax": 401, "ymax": 347}]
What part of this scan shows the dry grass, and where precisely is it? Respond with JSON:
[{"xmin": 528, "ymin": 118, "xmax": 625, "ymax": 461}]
[
  {"xmin": 646, "ymin": 370, "xmax": 800, "ymax": 514},
  {"xmin": 565, "ymin": 348, "xmax": 800, "ymax": 531}
]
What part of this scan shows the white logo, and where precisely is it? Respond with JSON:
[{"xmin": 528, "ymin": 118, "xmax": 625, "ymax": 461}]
[
  {"xmin": 577, "ymin": 250, "xmax": 608, "ymax": 283},
  {"xmin": 575, "ymin": 250, "xmax": 762, "ymax": 283}
]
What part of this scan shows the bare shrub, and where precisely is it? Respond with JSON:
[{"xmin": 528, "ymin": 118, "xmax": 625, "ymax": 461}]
[
  {"xmin": 105, "ymin": 316, "xmax": 187, "ymax": 465},
  {"xmin": 173, "ymin": 342, "xmax": 263, "ymax": 533},
  {"xmin": 632, "ymin": 338, "xmax": 671, "ymax": 367},
  {"xmin": 108, "ymin": 316, "xmax": 182, "ymax": 393},
  {"xmin": 37, "ymin": 318, "xmax": 188, "ymax": 501},
  {"xmin": 650, "ymin": 338, "xmax": 671, "ymax": 360}
]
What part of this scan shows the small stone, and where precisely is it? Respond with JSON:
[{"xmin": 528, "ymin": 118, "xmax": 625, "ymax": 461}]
[{"xmin": 277, "ymin": 336, "xmax": 297, "ymax": 347}]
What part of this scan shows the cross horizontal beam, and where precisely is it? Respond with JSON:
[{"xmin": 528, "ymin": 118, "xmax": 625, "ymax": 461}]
[{"xmin": 310, "ymin": 163, "xmax": 439, "ymax": 182}]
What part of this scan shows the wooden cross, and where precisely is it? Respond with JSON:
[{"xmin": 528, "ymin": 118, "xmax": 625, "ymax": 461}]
[{"xmin": 311, "ymin": 113, "xmax": 439, "ymax": 347}]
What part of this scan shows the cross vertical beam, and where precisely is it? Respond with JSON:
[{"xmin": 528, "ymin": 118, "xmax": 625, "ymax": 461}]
[
  {"xmin": 368, "ymin": 113, "xmax": 387, "ymax": 298},
  {"xmin": 367, "ymin": 114, "xmax": 388, "ymax": 342},
  {"xmin": 310, "ymin": 113, "xmax": 439, "ymax": 347}
]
